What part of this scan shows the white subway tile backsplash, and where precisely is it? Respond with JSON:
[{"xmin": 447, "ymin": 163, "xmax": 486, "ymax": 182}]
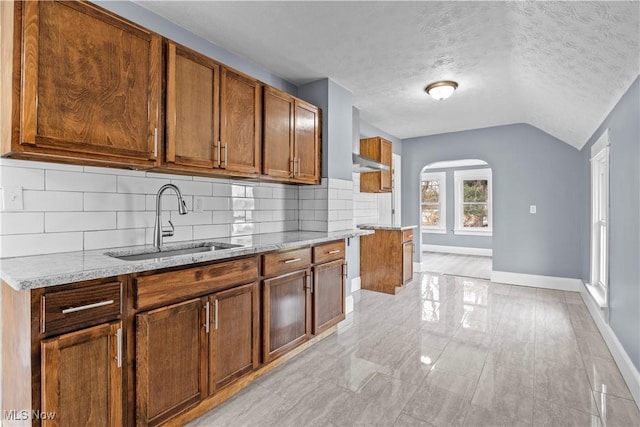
[
  {"xmin": 0, "ymin": 161, "xmax": 358, "ymax": 257},
  {"xmin": 169, "ymin": 180, "xmax": 212, "ymax": 196},
  {"xmin": 117, "ymin": 211, "xmax": 156, "ymax": 229},
  {"xmin": 84, "ymin": 229, "xmax": 146, "ymax": 251},
  {"xmin": 202, "ymin": 196, "xmax": 230, "ymax": 211},
  {"xmin": 232, "ymin": 198, "xmax": 255, "ymax": 211},
  {"xmin": 117, "ymin": 175, "xmax": 169, "ymax": 194},
  {"xmin": 0, "ymin": 212, "xmax": 44, "ymax": 235},
  {"xmin": 0, "ymin": 166, "xmax": 45, "ymax": 190},
  {"xmin": 46, "ymin": 170, "xmax": 116, "ymax": 193},
  {"xmin": 170, "ymin": 211, "xmax": 212, "ymax": 226},
  {"xmin": 45, "ymin": 212, "xmax": 116, "ymax": 232},
  {"xmin": 23, "ymin": 191, "xmax": 84, "ymax": 212},
  {"xmin": 0, "ymin": 232, "xmax": 83, "ymax": 258},
  {"xmin": 86, "ymin": 193, "xmax": 146, "ymax": 211},
  {"xmin": 193, "ymin": 224, "xmax": 230, "ymax": 240}
]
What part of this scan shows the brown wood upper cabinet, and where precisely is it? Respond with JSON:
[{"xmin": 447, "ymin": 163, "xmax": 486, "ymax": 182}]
[
  {"xmin": 165, "ymin": 42, "xmax": 261, "ymax": 177},
  {"xmin": 263, "ymin": 86, "xmax": 320, "ymax": 184},
  {"xmin": 360, "ymin": 137, "xmax": 393, "ymax": 193},
  {"xmin": 3, "ymin": 1, "xmax": 162, "ymax": 168}
]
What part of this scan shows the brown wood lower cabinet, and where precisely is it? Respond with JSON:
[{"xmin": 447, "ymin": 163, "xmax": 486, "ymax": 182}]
[
  {"xmin": 361, "ymin": 228, "xmax": 415, "ymax": 294},
  {"xmin": 136, "ymin": 298, "xmax": 207, "ymax": 427},
  {"xmin": 263, "ymin": 269, "xmax": 312, "ymax": 363},
  {"xmin": 208, "ymin": 282, "xmax": 259, "ymax": 394},
  {"xmin": 41, "ymin": 321, "xmax": 123, "ymax": 427},
  {"xmin": 312, "ymin": 259, "xmax": 346, "ymax": 335}
]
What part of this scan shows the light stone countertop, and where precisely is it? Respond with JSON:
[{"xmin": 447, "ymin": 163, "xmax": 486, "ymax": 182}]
[
  {"xmin": 357, "ymin": 224, "xmax": 418, "ymax": 231},
  {"xmin": 0, "ymin": 229, "xmax": 372, "ymax": 291}
]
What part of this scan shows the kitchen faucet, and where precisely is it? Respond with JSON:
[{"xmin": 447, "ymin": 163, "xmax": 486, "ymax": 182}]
[{"xmin": 153, "ymin": 184, "xmax": 188, "ymax": 249}]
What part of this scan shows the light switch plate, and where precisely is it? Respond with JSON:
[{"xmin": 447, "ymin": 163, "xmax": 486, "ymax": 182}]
[
  {"xmin": 530, "ymin": 205, "xmax": 537, "ymax": 214},
  {"xmin": 2, "ymin": 186, "xmax": 24, "ymax": 210}
]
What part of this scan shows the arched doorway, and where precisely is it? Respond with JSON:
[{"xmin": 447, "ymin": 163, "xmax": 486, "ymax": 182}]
[{"xmin": 419, "ymin": 159, "xmax": 493, "ymax": 279}]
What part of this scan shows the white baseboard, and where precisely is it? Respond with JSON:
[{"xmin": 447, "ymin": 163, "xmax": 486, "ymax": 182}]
[
  {"xmin": 490, "ymin": 270, "xmax": 581, "ymax": 292},
  {"xmin": 580, "ymin": 283, "xmax": 640, "ymax": 407},
  {"xmin": 422, "ymin": 244, "xmax": 492, "ymax": 257},
  {"xmin": 350, "ymin": 276, "xmax": 361, "ymax": 292},
  {"xmin": 345, "ymin": 294, "xmax": 354, "ymax": 314},
  {"xmin": 413, "ymin": 261, "xmax": 424, "ymax": 272}
]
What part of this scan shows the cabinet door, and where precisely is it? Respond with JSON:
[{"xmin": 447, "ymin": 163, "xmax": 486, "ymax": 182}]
[
  {"xmin": 402, "ymin": 241, "xmax": 414, "ymax": 285},
  {"xmin": 20, "ymin": 1, "xmax": 161, "ymax": 167},
  {"xmin": 263, "ymin": 269, "xmax": 311, "ymax": 362},
  {"xmin": 380, "ymin": 138, "xmax": 393, "ymax": 191},
  {"xmin": 209, "ymin": 282, "xmax": 259, "ymax": 394},
  {"xmin": 220, "ymin": 67, "xmax": 261, "ymax": 175},
  {"xmin": 293, "ymin": 100, "xmax": 321, "ymax": 184},
  {"xmin": 166, "ymin": 42, "xmax": 220, "ymax": 171},
  {"xmin": 263, "ymin": 86, "xmax": 294, "ymax": 179},
  {"xmin": 312, "ymin": 260, "xmax": 345, "ymax": 335},
  {"xmin": 136, "ymin": 298, "xmax": 207, "ymax": 426},
  {"xmin": 41, "ymin": 321, "xmax": 123, "ymax": 427}
]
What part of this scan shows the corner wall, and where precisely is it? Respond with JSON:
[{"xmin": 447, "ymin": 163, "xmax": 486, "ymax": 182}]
[{"xmin": 580, "ymin": 76, "xmax": 640, "ymax": 371}]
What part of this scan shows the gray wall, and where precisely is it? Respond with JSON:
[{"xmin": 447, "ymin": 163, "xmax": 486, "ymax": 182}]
[
  {"xmin": 94, "ymin": 1, "xmax": 297, "ymax": 94},
  {"xmin": 360, "ymin": 120, "xmax": 402, "ymax": 156},
  {"xmin": 402, "ymin": 124, "xmax": 583, "ymax": 279},
  {"xmin": 421, "ymin": 166, "xmax": 493, "ymax": 250},
  {"xmin": 298, "ymin": 79, "xmax": 353, "ymax": 181},
  {"xmin": 580, "ymin": 76, "xmax": 639, "ymax": 370}
]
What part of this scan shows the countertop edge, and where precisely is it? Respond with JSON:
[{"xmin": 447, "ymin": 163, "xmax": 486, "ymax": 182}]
[{"xmin": 2, "ymin": 229, "xmax": 373, "ymax": 291}]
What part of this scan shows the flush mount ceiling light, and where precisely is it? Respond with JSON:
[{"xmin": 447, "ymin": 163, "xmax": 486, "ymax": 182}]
[{"xmin": 425, "ymin": 80, "xmax": 458, "ymax": 100}]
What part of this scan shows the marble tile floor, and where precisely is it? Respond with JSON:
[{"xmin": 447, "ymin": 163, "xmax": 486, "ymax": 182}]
[
  {"xmin": 422, "ymin": 252, "xmax": 492, "ymax": 280},
  {"xmin": 187, "ymin": 272, "xmax": 639, "ymax": 427}
]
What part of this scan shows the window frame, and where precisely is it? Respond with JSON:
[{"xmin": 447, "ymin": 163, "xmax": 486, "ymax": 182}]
[
  {"xmin": 420, "ymin": 171, "xmax": 446, "ymax": 234},
  {"xmin": 588, "ymin": 130, "xmax": 610, "ymax": 309},
  {"xmin": 454, "ymin": 168, "xmax": 492, "ymax": 236}
]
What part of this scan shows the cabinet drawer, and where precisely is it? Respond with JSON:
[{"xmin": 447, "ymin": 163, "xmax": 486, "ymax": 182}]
[
  {"xmin": 42, "ymin": 282, "xmax": 122, "ymax": 334},
  {"xmin": 262, "ymin": 248, "xmax": 311, "ymax": 277},
  {"xmin": 402, "ymin": 229, "xmax": 414, "ymax": 243},
  {"xmin": 135, "ymin": 257, "xmax": 258, "ymax": 310},
  {"xmin": 313, "ymin": 240, "xmax": 345, "ymax": 264}
]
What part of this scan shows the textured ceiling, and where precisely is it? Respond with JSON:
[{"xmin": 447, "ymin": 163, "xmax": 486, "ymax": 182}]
[{"xmin": 135, "ymin": 1, "xmax": 640, "ymax": 149}]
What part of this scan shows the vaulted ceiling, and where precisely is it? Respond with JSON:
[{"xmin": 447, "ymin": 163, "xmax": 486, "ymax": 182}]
[{"xmin": 135, "ymin": 1, "xmax": 639, "ymax": 149}]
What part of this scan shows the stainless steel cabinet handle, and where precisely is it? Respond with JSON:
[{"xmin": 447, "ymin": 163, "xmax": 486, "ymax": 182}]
[
  {"xmin": 216, "ymin": 141, "xmax": 222, "ymax": 167},
  {"xmin": 328, "ymin": 249, "xmax": 341, "ymax": 254},
  {"xmin": 62, "ymin": 300, "xmax": 114, "ymax": 314},
  {"xmin": 153, "ymin": 128, "xmax": 158, "ymax": 158},
  {"xmin": 214, "ymin": 299, "xmax": 219, "ymax": 330},
  {"xmin": 295, "ymin": 158, "xmax": 301, "ymax": 176},
  {"xmin": 283, "ymin": 258, "xmax": 301, "ymax": 264},
  {"xmin": 204, "ymin": 301, "xmax": 210, "ymax": 334},
  {"xmin": 224, "ymin": 143, "xmax": 228, "ymax": 166},
  {"xmin": 310, "ymin": 271, "xmax": 314, "ymax": 293},
  {"xmin": 115, "ymin": 327, "xmax": 122, "ymax": 368}
]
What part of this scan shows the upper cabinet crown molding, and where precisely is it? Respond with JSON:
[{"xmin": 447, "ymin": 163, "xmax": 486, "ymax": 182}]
[{"xmin": 1, "ymin": 1, "xmax": 322, "ymax": 185}]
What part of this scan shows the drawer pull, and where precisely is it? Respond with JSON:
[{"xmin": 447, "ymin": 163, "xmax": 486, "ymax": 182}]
[
  {"xmin": 283, "ymin": 258, "xmax": 301, "ymax": 264},
  {"xmin": 328, "ymin": 249, "xmax": 341, "ymax": 254},
  {"xmin": 61, "ymin": 299, "xmax": 114, "ymax": 314}
]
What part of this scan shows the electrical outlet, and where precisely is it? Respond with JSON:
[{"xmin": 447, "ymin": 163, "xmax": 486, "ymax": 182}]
[
  {"xmin": 530, "ymin": 205, "xmax": 537, "ymax": 214},
  {"xmin": 2, "ymin": 186, "xmax": 24, "ymax": 210},
  {"xmin": 194, "ymin": 196, "xmax": 204, "ymax": 213}
]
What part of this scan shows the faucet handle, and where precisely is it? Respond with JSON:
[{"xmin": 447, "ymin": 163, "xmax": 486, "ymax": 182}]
[{"xmin": 162, "ymin": 220, "xmax": 175, "ymax": 237}]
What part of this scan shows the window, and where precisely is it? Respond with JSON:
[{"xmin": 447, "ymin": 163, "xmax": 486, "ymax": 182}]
[
  {"xmin": 589, "ymin": 130, "xmax": 609, "ymax": 308},
  {"xmin": 454, "ymin": 168, "xmax": 492, "ymax": 236},
  {"xmin": 421, "ymin": 172, "xmax": 446, "ymax": 233}
]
